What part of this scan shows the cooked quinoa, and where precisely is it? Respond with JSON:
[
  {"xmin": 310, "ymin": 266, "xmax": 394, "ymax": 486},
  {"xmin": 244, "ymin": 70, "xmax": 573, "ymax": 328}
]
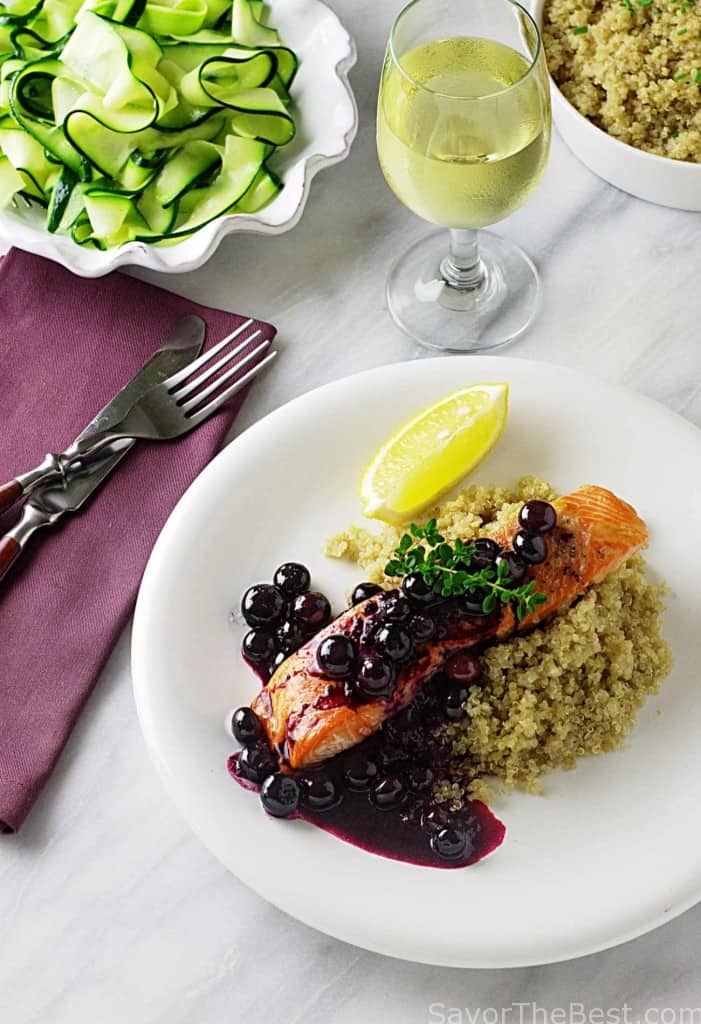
[
  {"xmin": 543, "ymin": 0, "xmax": 701, "ymax": 162},
  {"xmin": 326, "ymin": 478, "xmax": 673, "ymax": 802}
]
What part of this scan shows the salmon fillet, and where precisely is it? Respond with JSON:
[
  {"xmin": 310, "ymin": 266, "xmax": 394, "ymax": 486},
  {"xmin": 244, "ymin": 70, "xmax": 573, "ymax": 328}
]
[{"xmin": 251, "ymin": 485, "xmax": 648, "ymax": 770}]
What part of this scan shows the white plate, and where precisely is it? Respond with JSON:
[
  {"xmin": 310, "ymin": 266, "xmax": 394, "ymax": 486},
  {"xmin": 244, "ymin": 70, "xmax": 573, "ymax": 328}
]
[
  {"xmin": 0, "ymin": 0, "xmax": 357, "ymax": 277},
  {"xmin": 132, "ymin": 357, "xmax": 701, "ymax": 968}
]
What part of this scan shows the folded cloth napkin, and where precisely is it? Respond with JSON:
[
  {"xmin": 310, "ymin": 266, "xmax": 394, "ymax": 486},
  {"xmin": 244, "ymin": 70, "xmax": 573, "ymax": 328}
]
[{"xmin": 0, "ymin": 248, "xmax": 275, "ymax": 833}]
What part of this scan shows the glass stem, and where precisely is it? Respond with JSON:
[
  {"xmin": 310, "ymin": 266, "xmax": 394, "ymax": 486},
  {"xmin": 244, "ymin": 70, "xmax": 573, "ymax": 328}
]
[{"xmin": 441, "ymin": 229, "xmax": 486, "ymax": 291}]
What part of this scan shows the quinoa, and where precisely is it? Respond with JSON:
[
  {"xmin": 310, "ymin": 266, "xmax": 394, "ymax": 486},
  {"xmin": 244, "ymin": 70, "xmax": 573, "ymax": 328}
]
[
  {"xmin": 326, "ymin": 478, "xmax": 673, "ymax": 802},
  {"xmin": 543, "ymin": 0, "xmax": 701, "ymax": 162}
]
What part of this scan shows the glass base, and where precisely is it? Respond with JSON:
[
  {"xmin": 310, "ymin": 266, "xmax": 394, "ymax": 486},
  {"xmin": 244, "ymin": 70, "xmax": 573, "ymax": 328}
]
[{"xmin": 386, "ymin": 229, "xmax": 542, "ymax": 353}]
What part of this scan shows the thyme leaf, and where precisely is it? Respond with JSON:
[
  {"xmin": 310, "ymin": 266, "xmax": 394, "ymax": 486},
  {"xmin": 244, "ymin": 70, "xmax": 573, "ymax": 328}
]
[{"xmin": 384, "ymin": 521, "xmax": 548, "ymax": 621}]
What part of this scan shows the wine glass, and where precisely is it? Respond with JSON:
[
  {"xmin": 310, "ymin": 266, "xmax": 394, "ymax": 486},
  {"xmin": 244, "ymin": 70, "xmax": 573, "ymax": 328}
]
[{"xmin": 377, "ymin": 0, "xmax": 551, "ymax": 352}]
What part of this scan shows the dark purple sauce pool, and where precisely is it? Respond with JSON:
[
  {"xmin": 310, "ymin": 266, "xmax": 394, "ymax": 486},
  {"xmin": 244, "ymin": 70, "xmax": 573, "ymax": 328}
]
[{"xmin": 228, "ymin": 674, "xmax": 506, "ymax": 869}]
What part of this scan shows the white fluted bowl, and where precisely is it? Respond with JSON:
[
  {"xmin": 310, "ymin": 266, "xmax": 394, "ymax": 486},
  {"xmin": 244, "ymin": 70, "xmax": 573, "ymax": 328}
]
[
  {"xmin": 532, "ymin": 0, "xmax": 701, "ymax": 211},
  {"xmin": 0, "ymin": 0, "xmax": 358, "ymax": 276}
]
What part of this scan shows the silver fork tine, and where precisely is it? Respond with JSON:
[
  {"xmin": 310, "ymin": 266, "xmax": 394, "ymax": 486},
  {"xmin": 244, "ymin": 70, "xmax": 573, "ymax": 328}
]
[
  {"xmin": 165, "ymin": 319, "xmax": 254, "ymax": 391},
  {"xmin": 179, "ymin": 337, "xmax": 269, "ymax": 412},
  {"xmin": 187, "ymin": 351, "xmax": 277, "ymax": 423},
  {"xmin": 175, "ymin": 328, "xmax": 262, "ymax": 402}
]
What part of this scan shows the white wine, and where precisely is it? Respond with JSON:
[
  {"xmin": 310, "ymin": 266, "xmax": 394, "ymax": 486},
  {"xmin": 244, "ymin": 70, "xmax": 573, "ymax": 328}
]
[{"xmin": 377, "ymin": 36, "xmax": 550, "ymax": 229}]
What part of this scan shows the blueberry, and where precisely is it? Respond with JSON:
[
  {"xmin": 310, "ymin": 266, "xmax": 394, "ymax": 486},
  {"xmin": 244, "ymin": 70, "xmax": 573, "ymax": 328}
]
[
  {"xmin": 410, "ymin": 689, "xmax": 430, "ymax": 711},
  {"xmin": 462, "ymin": 588, "xmax": 491, "ymax": 616},
  {"xmin": 370, "ymin": 773, "xmax": 406, "ymax": 810},
  {"xmin": 405, "ymin": 797, "xmax": 428, "ymax": 825},
  {"xmin": 443, "ymin": 683, "xmax": 469, "ymax": 721},
  {"xmin": 242, "ymin": 629, "xmax": 275, "ymax": 665},
  {"xmin": 273, "ymin": 562, "xmax": 311, "ymax": 597},
  {"xmin": 342, "ymin": 750, "xmax": 379, "ymax": 791},
  {"xmin": 260, "ymin": 772, "xmax": 300, "ymax": 817},
  {"xmin": 407, "ymin": 764, "xmax": 434, "ymax": 793},
  {"xmin": 292, "ymin": 591, "xmax": 332, "ymax": 634},
  {"xmin": 299, "ymin": 771, "xmax": 341, "ymax": 811},
  {"xmin": 470, "ymin": 537, "xmax": 501, "ymax": 570},
  {"xmin": 495, "ymin": 551, "xmax": 527, "ymax": 584},
  {"xmin": 410, "ymin": 613, "xmax": 436, "ymax": 643},
  {"xmin": 317, "ymin": 635, "xmax": 357, "ymax": 678},
  {"xmin": 241, "ymin": 584, "xmax": 286, "ymax": 628},
  {"xmin": 356, "ymin": 655, "xmax": 396, "ymax": 699},
  {"xmin": 430, "ymin": 826, "xmax": 471, "ymax": 861},
  {"xmin": 379, "ymin": 590, "xmax": 412, "ymax": 623},
  {"xmin": 231, "ymin": 706, "xmax": 263, "ymax": 745},
  {"xmin": 277, "ymin": 619, "xmax": 305, "ymax": 653},
  {"xmin": 513, "ymin": 530, "xmax": 548, "ymax": 565},
  {"xmin": 388, "ymin": 703, "xmax": 419, "ymax": 733},
  {"xmin": 351, "ymin": 582, "xmax": 384, "ymax": 605},
  {"xmin": 378, "ymin": 743, "xmax": 408, "ymax": 768},
  {"xmin": 519, "ymin": 500, "xmax": 557, "ymax": 536},
  {"xmin": 375, "ymin": 623, "xmax": 413, "ymax": 663},
  {"xmin": 268, "ymin": 650, "xmax": 288, "ymax": 676},
  {"xmin": 401, "ymin": 572, "xmax": 437, "ymax": 605},
  {"xmin": 444, "ymin": 650, "xmax": 482, "ymax": 685},
  {"xmin": 238, "ymin": 742, "xmax": 277, "ymax": 783},
  {"xmin": 420, "ymin": 805, "xmax": 453, "ymax": 836},
  {"xmin": 422, "ymin": 732, "xmax": 453, "ymax": 769}
]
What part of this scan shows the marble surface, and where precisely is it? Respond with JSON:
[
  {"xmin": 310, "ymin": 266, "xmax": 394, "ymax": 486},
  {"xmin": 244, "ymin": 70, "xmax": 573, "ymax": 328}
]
[{"xmin": 2, "ymin": 1, "xmax": 701, "ymax": 1020}]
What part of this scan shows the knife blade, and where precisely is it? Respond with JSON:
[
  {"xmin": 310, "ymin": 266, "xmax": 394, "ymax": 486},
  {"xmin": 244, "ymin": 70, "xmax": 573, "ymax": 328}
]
[
  {"xmin": 72, "ymin": 314, "xmax": 206, "ymax": 446},
  {"xmin": 0, "ymin": 314, "xmax": 206, "ymax": 516},
  {"xmin": 0, "ymin": 440, "xmax": 133, "ymax": 583}
]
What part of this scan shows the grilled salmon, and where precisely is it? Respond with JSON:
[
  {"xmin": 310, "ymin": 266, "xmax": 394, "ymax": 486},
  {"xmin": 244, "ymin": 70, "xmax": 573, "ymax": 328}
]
[{"xmin": 251, "ymin": 485, "xmax": 648, "ymax": 770}]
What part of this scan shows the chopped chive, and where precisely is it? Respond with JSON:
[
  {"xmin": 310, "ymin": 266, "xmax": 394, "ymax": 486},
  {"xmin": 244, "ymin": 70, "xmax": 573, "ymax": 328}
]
[
  {"xmin": 678, "ymin": 27, "xmax": 688, "ymax": 33},
  {"xmin": 635, "ymin": 0, "xmax": 654, "ymax": 8},
  {"xmin": 694, "ymin": 70, "xmax": 701, "ymax": 82},
  {"xmin": 674, "ymin": 71, "xmax": 688, "ymax": 80},
  {"xmin": 623, "ymin": 0, "xmax": 634, "ymax": 11},
  {"xmin": 669, "ymin": 131, "xmax": 679, "ymax": 138},
  {"xmin": 572, "ymin": 24, "xmax": 588, "ymax": 33}
]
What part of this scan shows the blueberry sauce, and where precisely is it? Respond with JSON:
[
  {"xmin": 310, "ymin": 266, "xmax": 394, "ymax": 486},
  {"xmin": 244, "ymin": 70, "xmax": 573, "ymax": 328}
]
[{"xmin": 228, "ymin": 673, "xmax": 506, "ymax": 869}]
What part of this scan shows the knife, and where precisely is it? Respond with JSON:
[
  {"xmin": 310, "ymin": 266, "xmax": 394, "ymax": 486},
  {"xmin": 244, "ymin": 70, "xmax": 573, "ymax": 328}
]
[
  {"xmin": 0, "ymin": 440, "xmax": 133, "ymax": 583},
  {"xmin": 0, "ymin": 314, "xmax": 206, "ymax": 516}
]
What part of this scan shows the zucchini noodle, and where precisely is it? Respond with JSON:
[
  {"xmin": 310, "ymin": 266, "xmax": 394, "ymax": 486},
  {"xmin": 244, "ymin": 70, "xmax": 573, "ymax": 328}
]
[{"xmin": 0, "ymin": 0, "xmax": 298, "ymax": 246}]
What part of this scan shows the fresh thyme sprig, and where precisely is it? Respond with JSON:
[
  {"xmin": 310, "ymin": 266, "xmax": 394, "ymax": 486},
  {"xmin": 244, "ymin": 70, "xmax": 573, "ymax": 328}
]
[{"xmin": 385, "ymin": 519, "xmax": 547, "ymax": 622}]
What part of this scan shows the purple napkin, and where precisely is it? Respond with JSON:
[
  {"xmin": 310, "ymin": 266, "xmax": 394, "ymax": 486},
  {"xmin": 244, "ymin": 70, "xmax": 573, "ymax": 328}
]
[{"xmin": 0, "ymin": 248, "xmax": 275, "ymax": 833}]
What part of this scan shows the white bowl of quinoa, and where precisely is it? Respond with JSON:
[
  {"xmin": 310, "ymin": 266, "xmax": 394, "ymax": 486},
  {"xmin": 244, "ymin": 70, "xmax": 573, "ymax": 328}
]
[{"xmin": 531, "ymin": 0, "xmax": 701, "ymax": 210}]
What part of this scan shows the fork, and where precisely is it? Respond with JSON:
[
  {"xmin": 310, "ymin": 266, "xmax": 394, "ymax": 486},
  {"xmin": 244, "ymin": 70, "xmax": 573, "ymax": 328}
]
[
  {"xmin": 0, "ymin": 321, "xmax": 276, "ymax": 516},
  {"xmin": 57, "ymin": 319, "xmax": 276, "ymax": 463}
]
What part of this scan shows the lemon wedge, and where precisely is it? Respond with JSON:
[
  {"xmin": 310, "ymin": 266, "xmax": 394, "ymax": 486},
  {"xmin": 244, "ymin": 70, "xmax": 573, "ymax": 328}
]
[{"xmin": 359, "ymin": 382, "xmax": 509, "ymax": 524}]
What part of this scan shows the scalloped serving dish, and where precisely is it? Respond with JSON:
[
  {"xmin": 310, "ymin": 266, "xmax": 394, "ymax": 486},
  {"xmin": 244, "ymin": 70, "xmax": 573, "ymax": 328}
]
[{"xmin": 0, "ymin": 0, "xmax": 358, "ymax": 276}]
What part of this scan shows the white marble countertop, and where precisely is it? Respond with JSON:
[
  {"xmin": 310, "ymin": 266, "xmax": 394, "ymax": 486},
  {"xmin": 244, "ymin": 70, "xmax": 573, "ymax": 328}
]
[{"xmin": 2, "ymin": 1, "xmax": 701, "ymax": 1020}]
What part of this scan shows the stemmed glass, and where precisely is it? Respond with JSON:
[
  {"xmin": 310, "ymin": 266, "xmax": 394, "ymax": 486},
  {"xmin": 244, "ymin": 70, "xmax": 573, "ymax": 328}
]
[{"xmin": 377, "ymin": 0, "xmax": 551, "ymax": 352}]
